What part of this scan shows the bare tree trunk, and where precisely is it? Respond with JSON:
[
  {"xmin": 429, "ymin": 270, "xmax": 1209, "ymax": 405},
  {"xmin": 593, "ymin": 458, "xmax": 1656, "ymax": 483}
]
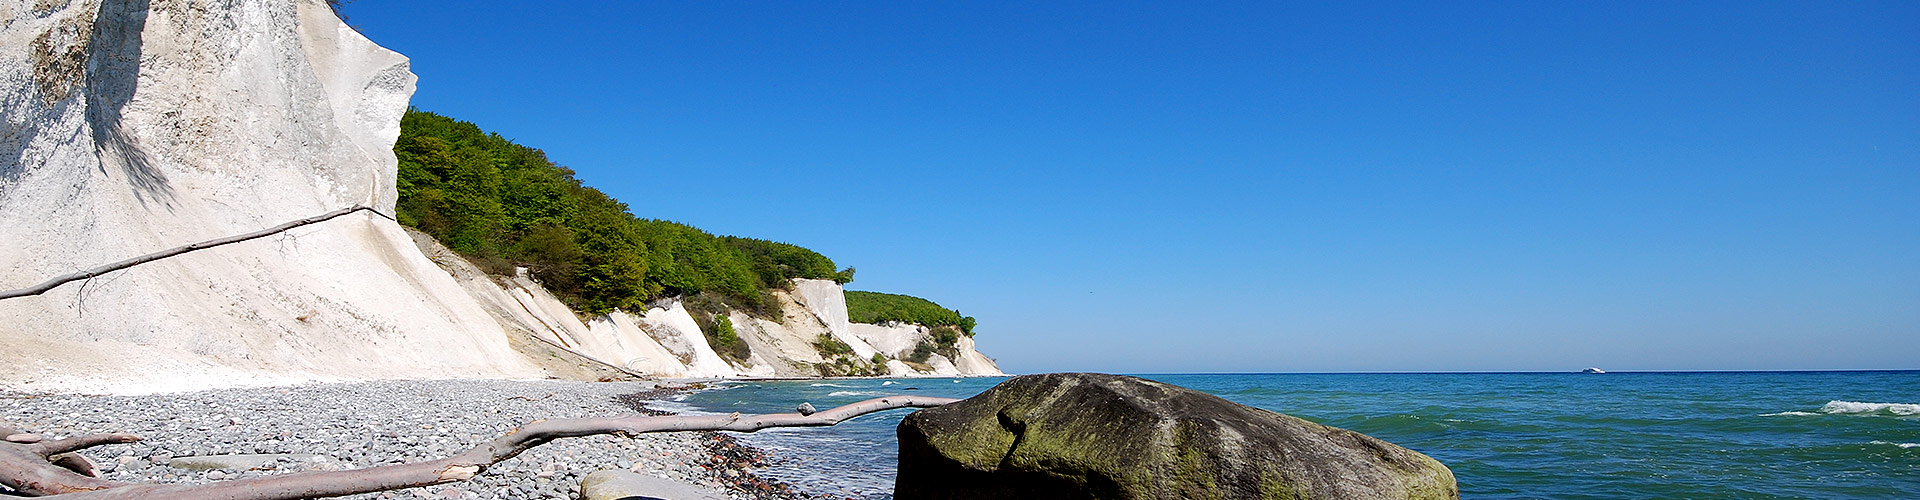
[
  {"xmin": 0, "ymin": 206, "xmax": 391, "ymax": 301},
  {"xmin": 1, "ymin": 395, "xmax": 956, "ymax": 499}
]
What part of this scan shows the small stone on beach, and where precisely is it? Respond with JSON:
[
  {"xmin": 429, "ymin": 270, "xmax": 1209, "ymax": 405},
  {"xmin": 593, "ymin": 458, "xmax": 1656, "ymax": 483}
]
[{"xmin": 4, "ymin": 433, "xmax": 43, "ymax": 443}]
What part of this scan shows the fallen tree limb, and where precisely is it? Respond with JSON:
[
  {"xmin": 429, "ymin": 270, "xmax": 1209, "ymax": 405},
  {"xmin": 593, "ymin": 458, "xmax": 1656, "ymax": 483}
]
[
  {"xmin": 0, "ymin": 425, "xmax": 141, "ymax": 495},
  {"xmin": 1, "ymin": 395, "xmax": 957, "ymax": 499},
  {"xmin": 0, "ymin": 206, "xmax": 393, "ymax": 301}
]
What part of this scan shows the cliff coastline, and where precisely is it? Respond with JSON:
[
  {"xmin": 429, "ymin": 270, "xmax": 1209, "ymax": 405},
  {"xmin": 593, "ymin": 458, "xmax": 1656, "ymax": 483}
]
[{"xmin": 0, "ymin": 0, "xmax": 998, "ymax": 395}]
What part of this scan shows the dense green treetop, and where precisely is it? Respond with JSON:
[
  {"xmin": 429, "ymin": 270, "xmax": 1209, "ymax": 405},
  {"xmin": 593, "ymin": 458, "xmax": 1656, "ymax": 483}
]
[
  {"xmin": 393, "ymin": 109, "xmax": 851, "ymax": 315},
  {"xmin": 845, "ymin": 291, "xmax": 976, "ymax": 336}
]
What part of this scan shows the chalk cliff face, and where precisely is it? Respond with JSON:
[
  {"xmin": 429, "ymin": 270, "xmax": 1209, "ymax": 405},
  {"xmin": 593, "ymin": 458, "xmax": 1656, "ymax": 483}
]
[
  {"xmin": 729, "ymin": 279, "xmax": 1003, "ymax": 378},
  {"xmin": 0, "ymin": 0, "xmax": 547, "ymax": 393},
  {"xmin": 0, "ymin": 0, "xmax": 999, "ymax": 393}
]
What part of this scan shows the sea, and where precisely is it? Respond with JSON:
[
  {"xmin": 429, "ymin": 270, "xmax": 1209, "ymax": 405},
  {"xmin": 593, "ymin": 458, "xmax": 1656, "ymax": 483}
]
[{"xmin": 664, "ymin": 371, "xmax": 1919, "ymax": 499}]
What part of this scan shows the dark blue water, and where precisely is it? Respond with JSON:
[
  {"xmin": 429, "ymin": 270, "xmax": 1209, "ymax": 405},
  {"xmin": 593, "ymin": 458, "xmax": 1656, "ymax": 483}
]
[{"xmin": 668, "ymin": 372, "xmax": 1920, "ymax": 499}]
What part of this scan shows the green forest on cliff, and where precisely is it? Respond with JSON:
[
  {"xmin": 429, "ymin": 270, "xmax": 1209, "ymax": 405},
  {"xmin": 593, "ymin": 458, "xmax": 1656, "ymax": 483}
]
[
  {"xmin": 845, "ymin": 291, "xmax": 976, "ymax": 335},
  {"xmin": 393, "ymin": 109, "xmax": 852, "ymax": 315},
  {"xmin": 392, "ymin": 110, "xmax": 973, "ymax": 337}
]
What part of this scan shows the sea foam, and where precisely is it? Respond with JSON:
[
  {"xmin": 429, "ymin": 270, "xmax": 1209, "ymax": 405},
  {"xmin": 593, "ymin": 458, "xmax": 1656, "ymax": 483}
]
[
  {"xmin": 1764, "ymin": 401, "xmax": 1920, "ymax": 417},
  {"xmin": 1817, "ymin": 401, "xmax": 1920, "ymax": 416},
  {"xmin": 1870, "ymin": 441, "xmax": 1918, "ymax": 448}
]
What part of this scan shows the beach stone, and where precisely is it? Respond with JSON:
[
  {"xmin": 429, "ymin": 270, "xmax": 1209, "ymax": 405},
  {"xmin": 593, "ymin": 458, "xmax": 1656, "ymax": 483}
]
[
  {"xmin": 4, "ymin": 433, "xmax": 43, "ymax": 443},
  {"xmin": 579, "ymin": 469, "xmax": 727, "ymax": 500},
  {"xmin": 894, "ymin": 372, "xmax": 1458, "ymax": 500}
]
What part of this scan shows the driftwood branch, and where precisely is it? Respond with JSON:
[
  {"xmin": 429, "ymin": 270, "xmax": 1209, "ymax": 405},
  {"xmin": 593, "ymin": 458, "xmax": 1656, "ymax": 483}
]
[
  {"xmin": 1, "ymin": 395, "xmax": 957, "ymax": 499},
  {"xmin": 0, "ymin": 206, "xmax": 393, "ymax": 301},
  {"xmin": 1, "ymin": 426, "xmax": 141, "ymax": 495}
]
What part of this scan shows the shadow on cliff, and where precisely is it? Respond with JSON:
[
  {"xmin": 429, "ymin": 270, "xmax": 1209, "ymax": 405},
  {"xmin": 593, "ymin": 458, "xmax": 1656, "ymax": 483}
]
[{"xmin": 87, "ymin": 0, "xmax": 174, "ymax": 207}]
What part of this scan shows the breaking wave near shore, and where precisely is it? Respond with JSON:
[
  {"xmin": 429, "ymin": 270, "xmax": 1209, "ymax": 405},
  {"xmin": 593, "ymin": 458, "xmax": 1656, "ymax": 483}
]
[{"xmin": 1763, "ymin": 400, "xmax": 1920, "ymax": 417}]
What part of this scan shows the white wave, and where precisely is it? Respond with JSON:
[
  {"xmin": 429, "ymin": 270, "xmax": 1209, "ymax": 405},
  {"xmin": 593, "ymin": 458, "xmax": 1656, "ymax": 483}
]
[
  {"xmin": 1869, "ymin": 441, "xmax": 1918, "ymax": 448},
  {"xmin": 1763, "ymin": 401, "xmax": 1920, "ymax": 417},
  {"xmin": 644, "ymin": 400, "xmax": 711, "ymax": 415},
  {"xmin": 881, "ymin": 381, "xmax": 896, "ymax": 386},
  {"xmin": 810, "ymin": 383, "xmax": 852, "ymax": 388},
  {"xmin": 827, "ymin": 390, "xmax": 885, "ymax": 397},
  {"xmin": 1818, "ymin": 401, "xmax": 1920, "ymax": 416}
]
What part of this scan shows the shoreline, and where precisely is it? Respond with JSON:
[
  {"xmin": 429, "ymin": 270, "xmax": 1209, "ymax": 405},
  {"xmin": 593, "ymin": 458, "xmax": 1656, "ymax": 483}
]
[
  {"xmin": 1, "ymin": 379, "xmax": 815, "ymax": 500},
  {"xmin": 6, "ymin": 373, "xmax": 1009, "ymax": 399}
]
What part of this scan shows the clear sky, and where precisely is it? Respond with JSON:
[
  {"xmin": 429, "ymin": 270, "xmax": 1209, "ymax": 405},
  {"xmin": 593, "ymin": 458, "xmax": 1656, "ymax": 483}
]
[{"xmin": 339, "ymin": 1, "xmax": 1918, "ymax": 373}]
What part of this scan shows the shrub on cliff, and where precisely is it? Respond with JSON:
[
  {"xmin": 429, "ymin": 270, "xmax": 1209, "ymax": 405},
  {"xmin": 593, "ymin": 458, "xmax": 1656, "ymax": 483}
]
[
  {"xmin": 697, "ymin": 314, "xmax": 750, "ymax": 364},
  {"xmin": 930, "ymin": 325, "xmax": 963, "ymax": 359},
  {"xmin": 908, "ymin": 341, "xmax": 936, "ymax": 363},
  {"xmin": 813, "ymin": 333, "xmax": 855, "ymax": 357}
]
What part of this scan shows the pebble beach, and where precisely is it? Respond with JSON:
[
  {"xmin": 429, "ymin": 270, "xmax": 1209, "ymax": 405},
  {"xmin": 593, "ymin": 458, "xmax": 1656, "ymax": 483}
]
[{"xmin": 1, "ymin": 379, "xmax": 811, "ymax": 500}]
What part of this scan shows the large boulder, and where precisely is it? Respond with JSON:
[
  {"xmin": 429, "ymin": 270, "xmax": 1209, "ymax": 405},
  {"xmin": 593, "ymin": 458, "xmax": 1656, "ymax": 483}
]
[{"xmin": 895, "ymin": 373, "xmax": 1457, "ymax": 500}]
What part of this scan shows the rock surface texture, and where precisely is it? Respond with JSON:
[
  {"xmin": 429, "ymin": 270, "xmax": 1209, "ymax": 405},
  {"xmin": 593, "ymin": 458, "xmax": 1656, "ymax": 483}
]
[{"xmin": 895, "ymin": 373, "xmax": 1458, "ymax": 500}]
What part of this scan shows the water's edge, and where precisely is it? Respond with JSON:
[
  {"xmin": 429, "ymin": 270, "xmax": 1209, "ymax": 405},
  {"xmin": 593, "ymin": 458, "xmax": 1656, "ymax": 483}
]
[{"xmin": 670, "ymin": 371, "xmax": 1920, "ymax": 500}]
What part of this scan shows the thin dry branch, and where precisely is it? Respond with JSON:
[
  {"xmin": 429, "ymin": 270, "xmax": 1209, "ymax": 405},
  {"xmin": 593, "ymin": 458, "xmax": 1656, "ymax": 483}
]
[
  {"xmin": 0, "ymin": 206, "xmax": 393, "ymax": 300},
  {"xmin": 3, "ymin": 395, "xmax": 957, "ymax": 499}
]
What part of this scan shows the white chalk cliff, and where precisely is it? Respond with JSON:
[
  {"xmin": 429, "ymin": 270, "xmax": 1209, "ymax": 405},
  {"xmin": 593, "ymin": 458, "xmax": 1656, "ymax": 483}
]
[
  {"xmin": 0, "ymin": 0, "xmax": 998, "ymax": 394},
  {"xmin": 0, "ymin": 0, "xmax": 551, "ymax": 393}
]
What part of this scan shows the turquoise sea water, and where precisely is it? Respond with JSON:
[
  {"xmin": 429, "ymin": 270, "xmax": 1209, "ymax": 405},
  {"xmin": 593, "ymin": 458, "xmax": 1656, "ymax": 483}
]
[{"xmin": 668, "ymin": 371, "xmax": 1919, "ymax": 499}]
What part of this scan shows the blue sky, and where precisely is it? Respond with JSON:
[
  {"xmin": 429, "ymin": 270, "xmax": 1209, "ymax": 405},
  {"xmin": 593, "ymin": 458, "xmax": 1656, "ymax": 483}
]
[{"xmin": 341, "ymin": 1, "xmax": 1918, "ymax": 373}]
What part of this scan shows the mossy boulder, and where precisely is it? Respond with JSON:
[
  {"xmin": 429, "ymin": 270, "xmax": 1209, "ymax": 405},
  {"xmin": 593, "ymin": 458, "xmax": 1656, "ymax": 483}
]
[{"xmin": 894, "ymin": 373, "xmax": 1457, "ymax": 500}]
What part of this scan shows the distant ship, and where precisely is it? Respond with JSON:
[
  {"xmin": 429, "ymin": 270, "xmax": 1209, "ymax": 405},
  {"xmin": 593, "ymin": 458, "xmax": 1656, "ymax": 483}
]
[{"xmin": 1581, "ymin": 367, "xmax": 1607, "ymax": 374}]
